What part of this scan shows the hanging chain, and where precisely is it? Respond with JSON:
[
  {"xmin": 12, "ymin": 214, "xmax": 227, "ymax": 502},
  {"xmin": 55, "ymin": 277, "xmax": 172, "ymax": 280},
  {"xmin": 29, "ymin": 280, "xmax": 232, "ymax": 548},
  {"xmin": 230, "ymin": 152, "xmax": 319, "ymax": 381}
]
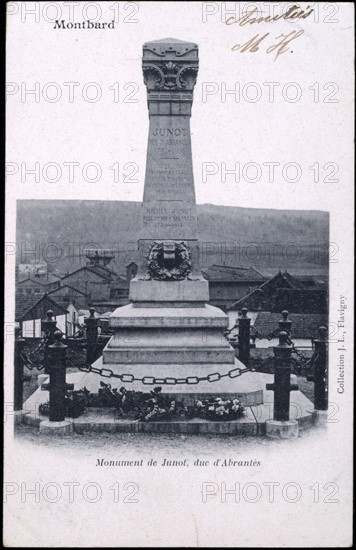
[
  {"xmin": 78, "ymin": 363, "xmax": 255, "ymax": 385},
  {"xmin": 257, "ymin": 355, "xmax": 275, "ymax": 369},
  {"xmin": 291, "ymin": 351, "xmax": 319, "ymax": 374},
  {"xmin": 224, "ymin": 321, "xmax": 239, "ymax": 336},
  {"xmin": 68, "ymin": 325, "xmax": 85, "ymax": 339},
  {"xmin": 27, "ymin": 334, "xmax": 49, "ymax": 360},
  {"xmin": 67, "ymin": 350, "xmax": 86, "ymax": 368},
  {"xmin": 20, "ymin": 350, "xmax": 46, "ymax": 371},
  {"xmin": 286, "ymin": 335, "xmax": 312, "ymax": 363},
  {"xmin": 250, "ymin": 325, "xmax": 280, "ymax": 341}
]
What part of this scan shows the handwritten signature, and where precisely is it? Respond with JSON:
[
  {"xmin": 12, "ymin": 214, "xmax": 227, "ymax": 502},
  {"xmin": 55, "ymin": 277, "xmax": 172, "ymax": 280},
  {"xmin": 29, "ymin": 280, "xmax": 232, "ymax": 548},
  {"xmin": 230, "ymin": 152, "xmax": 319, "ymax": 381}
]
[
  {"xmin": 231, "ymin": 30, "xmax": 305, "ymax": 62},
  {"xmin": 226, "ymin": 5, "xmax": 314, "ymax": 26}
]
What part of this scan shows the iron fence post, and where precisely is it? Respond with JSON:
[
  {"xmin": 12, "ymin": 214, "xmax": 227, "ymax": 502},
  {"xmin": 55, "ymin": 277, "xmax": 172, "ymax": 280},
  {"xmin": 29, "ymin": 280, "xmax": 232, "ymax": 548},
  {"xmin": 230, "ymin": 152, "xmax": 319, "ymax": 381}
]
[
  {"xmin": 85, "ymin": 307, "xmax": 99, "ymax": 364},
  {"xmin": 279, "ymin": 310, "xmax": 292, "ymax": 336},
  {"xmin": 14, "ymin": 326, "xmax": 30, "ymax": 412},
  {"xmin": 313, "ymin": 326, "xmax": 329, "ymax": 411},
  {"xmin": 42, "ymin": 331, "xmax": 74, "ymax": 422},
  {"xmin": 41, "ymin": 309, "xmax": 57, "ymax": 374},
  {"xmin": 238, "ymin": 308, "xmax": 251, "ymax": 366},
  {"xmin": 265, "ymin": 330, "xmax": 299, "ymax": 438}
]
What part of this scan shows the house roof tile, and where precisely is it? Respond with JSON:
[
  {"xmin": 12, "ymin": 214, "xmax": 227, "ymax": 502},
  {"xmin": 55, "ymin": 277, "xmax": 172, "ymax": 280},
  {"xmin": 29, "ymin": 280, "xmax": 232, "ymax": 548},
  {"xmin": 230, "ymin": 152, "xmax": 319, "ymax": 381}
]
[
  {"xmin": 15, "ymin": 292, "xmax": 68, "ymax": 321},
  {"xmin": 202, "ymin": 265, "xmax": 265, "ymax": 282}
]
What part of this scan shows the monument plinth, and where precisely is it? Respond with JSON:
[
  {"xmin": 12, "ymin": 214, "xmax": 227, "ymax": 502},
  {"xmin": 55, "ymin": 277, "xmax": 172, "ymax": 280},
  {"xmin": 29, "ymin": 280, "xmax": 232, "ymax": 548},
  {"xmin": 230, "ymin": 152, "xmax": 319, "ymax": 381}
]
[{"xmin": 101, "ymin": 39, "xmax": 261, "ymax": 403}]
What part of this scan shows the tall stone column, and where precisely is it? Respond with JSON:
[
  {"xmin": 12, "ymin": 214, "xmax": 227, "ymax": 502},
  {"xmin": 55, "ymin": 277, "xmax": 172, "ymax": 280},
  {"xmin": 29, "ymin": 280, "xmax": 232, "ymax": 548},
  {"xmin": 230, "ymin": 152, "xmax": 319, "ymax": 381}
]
[
  {"xmin": 142, "ymin": 38, "xmax": 199, "ymax": 242},
  {"xmin": 130, "ymin": 38, "xmax": 208, "ymax": 304}
]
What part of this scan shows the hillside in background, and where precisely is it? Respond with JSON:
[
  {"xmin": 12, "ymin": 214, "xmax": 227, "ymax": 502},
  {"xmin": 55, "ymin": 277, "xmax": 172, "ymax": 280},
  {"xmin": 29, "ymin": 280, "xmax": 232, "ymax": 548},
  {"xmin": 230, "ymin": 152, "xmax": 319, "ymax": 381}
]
[{"xmin": 16, "ymin": 200, "xmax": 329, "ymax": 275}]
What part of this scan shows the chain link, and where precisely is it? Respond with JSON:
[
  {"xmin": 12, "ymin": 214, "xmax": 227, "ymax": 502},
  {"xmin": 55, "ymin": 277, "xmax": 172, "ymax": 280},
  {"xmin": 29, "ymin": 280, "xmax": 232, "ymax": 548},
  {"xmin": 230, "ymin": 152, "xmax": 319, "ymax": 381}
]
[
  {"xmin": 68, "ymin": 325, "xmax": 86, "ymax": 339},
  {"xmin": 291, "ymin": 352, "xmax": 319, "ymax": 374},
  {"xmin": 224, "ymin": 321, "xmax": 239, "ymax": 337},
  {"xmin": 26, "ymin": 322, "xmax": 64, "ymax": 361},
  {"xmin": 20, "ymin": 350, "xmax": 46, "ymax": 371},
  {"xmin": 67, "ymin": 352, "xmax": 86, "ymax": 368},
  {"xmin": 18, "ymin": 325, "xmax": 61, "ymax": 370},
  {"xmin": 286, "ymin": 335, "xmax": 312, "ymax": 363},
  {"xmin": 266, "ymin": 327, "xmax": 281, "ymax": 340},
  {"xmin": 78, "ymin": 363, "xmax": 254, "ymax": 384},
  {"xmin": 20, "ymin": 350, "xmax": 34, "ymax": 369},
  {"xmin": 259, "ymin": 355, "xmax": 275, "ymax": 369},
  {"xmin": 27, "ymin": 334, "xmax": 49, "ymax": 360},
  {"xmin": 250, "ymin": 326, "xmax": 280, "ymax": 341}
]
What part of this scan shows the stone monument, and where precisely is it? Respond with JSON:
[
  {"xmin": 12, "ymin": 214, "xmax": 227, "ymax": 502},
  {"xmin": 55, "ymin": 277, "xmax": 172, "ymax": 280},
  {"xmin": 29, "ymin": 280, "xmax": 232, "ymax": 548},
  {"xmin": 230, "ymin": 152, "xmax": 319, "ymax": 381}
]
[
  {"xmin": 98, "ymin": 39, "xmax": 262, "ymax": 403},
  {"xmin": 22, "ymin": 39, "xmax": 316, "ymax": 435}
]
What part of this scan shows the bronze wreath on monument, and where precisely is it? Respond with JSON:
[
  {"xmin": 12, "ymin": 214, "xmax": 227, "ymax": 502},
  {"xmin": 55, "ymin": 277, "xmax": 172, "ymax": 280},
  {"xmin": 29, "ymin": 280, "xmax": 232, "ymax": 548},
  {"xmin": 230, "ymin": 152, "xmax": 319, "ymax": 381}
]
[{"xmin": 146, "ymin": 241, "xmax": 192, "ymax": 281}]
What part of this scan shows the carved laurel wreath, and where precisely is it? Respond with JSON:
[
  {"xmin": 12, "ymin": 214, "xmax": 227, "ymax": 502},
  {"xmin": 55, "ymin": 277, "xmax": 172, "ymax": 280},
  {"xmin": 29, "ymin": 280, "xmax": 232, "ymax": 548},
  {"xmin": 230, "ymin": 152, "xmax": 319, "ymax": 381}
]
[{"xmin": 146, "ymin": 241, "xmax": 192, "ymax": 281}]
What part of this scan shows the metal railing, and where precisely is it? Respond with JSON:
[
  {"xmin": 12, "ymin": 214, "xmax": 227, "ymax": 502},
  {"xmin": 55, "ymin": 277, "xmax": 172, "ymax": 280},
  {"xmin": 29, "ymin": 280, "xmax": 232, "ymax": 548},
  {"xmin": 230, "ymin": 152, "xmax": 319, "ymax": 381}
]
[{"xmin": 14, "ymin": 308, "xmax": 328, "ymax": 426}]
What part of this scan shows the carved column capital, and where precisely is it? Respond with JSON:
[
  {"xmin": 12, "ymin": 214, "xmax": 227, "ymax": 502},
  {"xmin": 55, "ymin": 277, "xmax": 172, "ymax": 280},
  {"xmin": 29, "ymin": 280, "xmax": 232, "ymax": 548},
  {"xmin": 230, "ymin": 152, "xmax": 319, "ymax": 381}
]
[{"xmin": 142, "ymin": 38, "xmax": 199, "ymax": 115}]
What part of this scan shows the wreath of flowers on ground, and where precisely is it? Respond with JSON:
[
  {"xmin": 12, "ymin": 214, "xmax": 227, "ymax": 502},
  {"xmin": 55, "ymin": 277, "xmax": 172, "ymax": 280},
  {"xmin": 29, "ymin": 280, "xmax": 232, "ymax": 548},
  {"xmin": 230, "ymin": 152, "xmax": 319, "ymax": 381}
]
[
  {"xmin": 39, "ymin": 384, "xmax": 245, "ymax": 422},
  {"xmin": 146, "ymin": 241, "xmax": 192, "ymax": 281},
  {"xmin": 190, "ymin": 396, "xmax": 245, "ymax": 421}
]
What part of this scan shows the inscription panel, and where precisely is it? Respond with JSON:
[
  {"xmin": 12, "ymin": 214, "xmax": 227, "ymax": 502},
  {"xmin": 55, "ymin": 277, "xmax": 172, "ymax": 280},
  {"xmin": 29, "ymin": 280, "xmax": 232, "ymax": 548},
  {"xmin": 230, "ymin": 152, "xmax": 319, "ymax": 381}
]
[{"xmin": 142, "ymin": 118, "xmax": 198, "ymax": 239}]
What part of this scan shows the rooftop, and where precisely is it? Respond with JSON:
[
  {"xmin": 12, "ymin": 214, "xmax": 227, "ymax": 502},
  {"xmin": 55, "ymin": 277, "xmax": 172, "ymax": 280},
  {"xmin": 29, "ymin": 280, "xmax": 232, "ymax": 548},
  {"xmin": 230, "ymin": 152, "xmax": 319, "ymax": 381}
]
[
  {"xmin": 15, "ymin": 292, "xmax": 68, "ymax": 321},
  {"xmin": 17, "ymin": 276, "xmax": 47, "ymax": 285},
  {"xmin": 202, "ymin": 265, "xmax": 266, "ymax": 282}
]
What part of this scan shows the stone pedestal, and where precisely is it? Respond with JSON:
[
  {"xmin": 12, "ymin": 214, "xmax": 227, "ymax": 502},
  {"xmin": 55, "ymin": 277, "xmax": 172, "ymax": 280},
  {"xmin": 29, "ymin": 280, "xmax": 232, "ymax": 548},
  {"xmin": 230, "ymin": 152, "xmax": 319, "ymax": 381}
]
[
  {"xmin": 104, "ymin": 302, "xmax": 234, "ymax": 366},
  {"xmin": 129, "ymin": 279, "xmax": 209, "ymax": 304}
]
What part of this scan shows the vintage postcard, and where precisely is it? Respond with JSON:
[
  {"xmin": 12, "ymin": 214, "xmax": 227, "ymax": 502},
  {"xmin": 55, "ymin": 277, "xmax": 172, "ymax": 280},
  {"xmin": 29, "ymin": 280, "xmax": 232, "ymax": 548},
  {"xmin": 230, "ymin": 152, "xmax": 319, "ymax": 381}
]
[{"xmin": 4, "ymin": 1, "xmax": 354, "ymax": 547}]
